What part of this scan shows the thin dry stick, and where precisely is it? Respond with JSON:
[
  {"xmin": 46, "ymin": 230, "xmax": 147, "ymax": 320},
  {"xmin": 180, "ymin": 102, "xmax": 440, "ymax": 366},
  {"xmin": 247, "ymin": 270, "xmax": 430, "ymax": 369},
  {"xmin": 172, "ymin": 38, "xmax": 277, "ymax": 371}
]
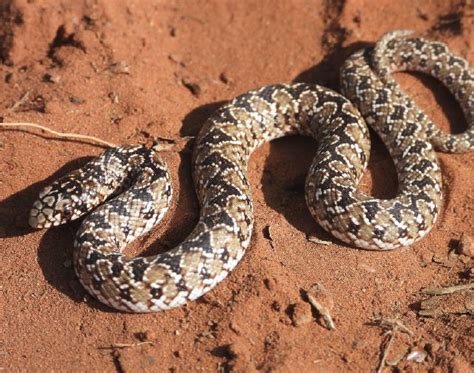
[
  {"xmin": 376, "ymin": 331, "xmax": 396, "ymax": 373},
  {"xmin": 98, "ymin": 341, "xmax": 154, "ymax": 350},
  {"xmin": 421, "ymin": 282, "xmax": 474, "ymax": 296},
  {"xmin": 370, "ymin": 318, "xmax": 415, "ymax": 373},
  {"xmin": 0, "ymin": 122, "xmax": 117, "ymax": 148}
]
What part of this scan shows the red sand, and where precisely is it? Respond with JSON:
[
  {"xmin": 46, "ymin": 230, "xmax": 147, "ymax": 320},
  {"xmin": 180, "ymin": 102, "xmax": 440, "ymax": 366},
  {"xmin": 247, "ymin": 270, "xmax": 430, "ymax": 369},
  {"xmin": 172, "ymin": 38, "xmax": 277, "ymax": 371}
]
[{"xmin": 1, "ymin": 1, "xmax": 472, "ymax": 371}]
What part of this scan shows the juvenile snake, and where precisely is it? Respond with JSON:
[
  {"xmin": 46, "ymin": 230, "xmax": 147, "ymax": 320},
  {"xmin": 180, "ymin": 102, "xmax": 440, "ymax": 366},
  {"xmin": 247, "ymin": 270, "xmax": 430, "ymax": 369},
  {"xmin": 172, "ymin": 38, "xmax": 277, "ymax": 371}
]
[{"xmin": 29, "ymin": 31, "xmax": 473, "ymax": 312}]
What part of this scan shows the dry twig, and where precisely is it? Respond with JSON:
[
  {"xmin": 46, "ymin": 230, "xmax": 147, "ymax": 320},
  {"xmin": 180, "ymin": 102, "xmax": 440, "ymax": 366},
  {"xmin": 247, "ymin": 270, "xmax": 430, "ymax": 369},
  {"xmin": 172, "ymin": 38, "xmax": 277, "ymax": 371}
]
[
  {"xmin": 0, "ymin": 122, "xmax": 117, "ymax": 148},
  {"xmin": 98, "ymin": 341, "xmax": 153, "ymax": 350},
  {"xmin": 305, "ymin": 283, "xmax": 335, "ymax": 330},
  {"xmin": 370, "ymin": 318, "xmax": 415, "ymax": 336},
  {"xmin": 369, "ymin": 318, "xmax": 415, "ymax": 373},
  {"xmin": 420, "ymin": 282, "xmax": 474, "ymax": 296},
  {"xmin": 9, "ymin": 92, "xmax": 31, "ymax": 111},
  {"xmin": 306, "ymin": 235, "xmax": 332, "ymax": 245}
]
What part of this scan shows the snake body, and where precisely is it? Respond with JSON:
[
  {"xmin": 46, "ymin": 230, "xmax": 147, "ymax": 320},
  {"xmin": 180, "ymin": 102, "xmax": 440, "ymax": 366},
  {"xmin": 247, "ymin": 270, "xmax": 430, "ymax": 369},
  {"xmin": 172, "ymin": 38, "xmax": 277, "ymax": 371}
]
[{"xmin": 29, "ymin": 31, "xmax": 473, "ymax": 312}]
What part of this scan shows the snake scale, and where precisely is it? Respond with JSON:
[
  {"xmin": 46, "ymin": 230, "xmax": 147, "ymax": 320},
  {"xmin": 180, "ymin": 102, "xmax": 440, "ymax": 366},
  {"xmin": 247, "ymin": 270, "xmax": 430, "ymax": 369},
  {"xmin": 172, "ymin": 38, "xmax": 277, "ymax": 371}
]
[{"xmin": 29, "ymin": 31, "xmax": 473, "ymax": 312}]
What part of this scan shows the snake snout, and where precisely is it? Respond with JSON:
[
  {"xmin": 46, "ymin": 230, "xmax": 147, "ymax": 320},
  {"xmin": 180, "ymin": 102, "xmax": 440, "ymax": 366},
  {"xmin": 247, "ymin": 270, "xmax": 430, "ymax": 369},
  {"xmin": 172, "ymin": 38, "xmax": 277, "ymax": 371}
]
[
  {"xmin": 29, "ymin": 180, "xmax": 89, "ymax": 228},
  {"xmin": 29, "ymin": 193, "xmax": 75, "ymax": 228}
]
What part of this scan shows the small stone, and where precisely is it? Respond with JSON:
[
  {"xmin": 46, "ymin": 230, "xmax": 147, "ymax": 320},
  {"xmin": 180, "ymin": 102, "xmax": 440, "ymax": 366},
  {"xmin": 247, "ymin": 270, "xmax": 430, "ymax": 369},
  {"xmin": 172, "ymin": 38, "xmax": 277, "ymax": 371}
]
[
  {"xmin": 43, "ymin": 73, "xmax": 61, "ymax": 83},
  {"xmin": 420, "ymin": 251, "xmax": 433, "ymax": 266},
  {"xmin": 263, "ymin": 277, "xmax": 275, "ymax": 291},
  {"xmin": 406, "ymin": 350, "xmax": 427, "ymax": 363},
  {"xmin": 111, "ymin": 114, "xmax": 123, "ymax": 124},
  {"xmin": 5, "ymin": 72, "xmax": 14, "ymax": 83},
  {"xmin": 457, "ymin": 234, "xmax": 473, "ymax": 258},
  {"xmin": 459, "ymin": 254, "xmax": 471, "ymax": 264},
  {"xmin": 219, "ymin": 72, "xmax": 232, "ymax": 85},
  {"xmin": 69, "ymin": 96, "xmax": 85, "ymax": 105},
  {"xmin": 108, "ymin": 61, "xmax": 130, "ymax": 74},
  {"xmin": 108, "ymin": 92, "xmax": 119, "ymax": 104},
  {"xmin": 145, "ymin": 330, "xmax": 157, "ymax": 340},
  {"xmin": 271, "ymin": 300, "xmax": 281, "ymax": 311},
  {"xmin": 263, "ymin": 225, "xmax": 273, "ymax": 240},
  {"xmin": 424, "ymin": 342, "xmax": 440, "ymax": 358},
  {"xmin": 386, "ymin": 353, "xmax": 406, "ymax": 366},
  {"xmin": 290, "ymin": 302, "xmax": 313, "ymax": 327},
  {"xmin": 134, "ymin": 331, "xmax": 147, "ymax": 341},
  {"xmin": 229, "ymin": 321, "xmax": 241, "ymax": 335},
  {"xmin": 181, "ymin": 78, "xmax": 201, "ymax": 97},
  {"xmin": 168, "ymin": 54, "xmax": 184, "ymax": 66}
]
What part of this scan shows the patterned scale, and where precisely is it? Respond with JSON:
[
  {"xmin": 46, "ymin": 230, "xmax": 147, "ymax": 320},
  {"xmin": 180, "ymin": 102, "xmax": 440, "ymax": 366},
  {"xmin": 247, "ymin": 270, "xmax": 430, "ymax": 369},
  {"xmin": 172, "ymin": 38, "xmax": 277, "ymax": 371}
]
[{"xmin": 29, "ymin": 31, "xmax": 473, "ymax": 312}]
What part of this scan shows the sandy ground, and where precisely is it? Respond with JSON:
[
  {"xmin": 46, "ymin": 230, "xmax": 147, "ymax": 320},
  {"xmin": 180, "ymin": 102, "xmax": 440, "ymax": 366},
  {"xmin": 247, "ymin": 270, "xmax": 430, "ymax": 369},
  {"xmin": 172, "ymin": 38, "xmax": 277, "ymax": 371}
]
[{"xmin": 0, "ymin": 0, "xmax": 473, "ymax": 371}]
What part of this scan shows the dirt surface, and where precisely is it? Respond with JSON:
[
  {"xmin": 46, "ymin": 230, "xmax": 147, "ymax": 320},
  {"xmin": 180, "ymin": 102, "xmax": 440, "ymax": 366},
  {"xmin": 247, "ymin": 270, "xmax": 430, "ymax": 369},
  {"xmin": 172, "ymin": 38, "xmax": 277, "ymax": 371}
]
[{"xmin": 1, "ymin": 0, "xmax": 473, "ymax": 371}]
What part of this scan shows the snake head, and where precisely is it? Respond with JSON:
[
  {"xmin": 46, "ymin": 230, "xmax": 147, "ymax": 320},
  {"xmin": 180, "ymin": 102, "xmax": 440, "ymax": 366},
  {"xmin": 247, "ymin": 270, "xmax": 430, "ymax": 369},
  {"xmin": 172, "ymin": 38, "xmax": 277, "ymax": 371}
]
[{"xmin": 29, "ymin": 170, "xmax": 102, "ymax": 228}]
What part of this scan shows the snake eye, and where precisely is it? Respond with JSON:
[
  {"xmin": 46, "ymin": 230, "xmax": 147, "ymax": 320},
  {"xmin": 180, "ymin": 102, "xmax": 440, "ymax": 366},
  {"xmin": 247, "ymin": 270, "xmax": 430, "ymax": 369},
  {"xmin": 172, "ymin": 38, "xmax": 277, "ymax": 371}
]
[{"xmin": 62, "ymin": 205, "xmax": 73, "ymax": 218}]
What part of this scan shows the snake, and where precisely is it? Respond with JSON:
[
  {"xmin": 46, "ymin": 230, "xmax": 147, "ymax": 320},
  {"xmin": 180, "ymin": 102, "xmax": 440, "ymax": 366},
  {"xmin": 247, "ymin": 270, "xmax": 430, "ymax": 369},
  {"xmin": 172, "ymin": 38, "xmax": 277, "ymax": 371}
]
[{"xmin": 28, "ymin": 30, "xmax": 473, "ymax": 312}]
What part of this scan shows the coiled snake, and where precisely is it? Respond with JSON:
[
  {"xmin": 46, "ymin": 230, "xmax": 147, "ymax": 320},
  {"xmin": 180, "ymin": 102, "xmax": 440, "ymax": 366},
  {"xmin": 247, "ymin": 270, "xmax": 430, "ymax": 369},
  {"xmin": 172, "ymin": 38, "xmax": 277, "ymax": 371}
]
[{"xmin": 29, "ymin": 31, "xmax": 473, "ymax": 312}]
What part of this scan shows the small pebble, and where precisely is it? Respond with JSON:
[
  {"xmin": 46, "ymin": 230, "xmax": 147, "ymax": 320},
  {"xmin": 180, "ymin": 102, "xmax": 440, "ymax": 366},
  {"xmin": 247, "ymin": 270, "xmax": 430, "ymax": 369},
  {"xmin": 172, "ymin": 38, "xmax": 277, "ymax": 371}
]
[
  {"xmin": 181, "ymin": 78, "xmax": 201, "ymax": 97},
  {"xmin": 271, "ymin": 300, "xmax": 281, "ymax": 311},
  {"xmin": 229, "ymin": 321, "xmax": 241, "ymax": 335},
  {"xmin": 69, "ymin": 96, "xmax": 85, "ymax": 105},
  {"xmin": 219, "ymin": 72, "xmax": 232, "ymax": 85},
  {"xmin": 420, "ymin": 251, "xmax": 433, "ymax": 266},
  {"xmin": 406, "ymin": 350, "xmax": 427, "ymax": 363},
  {"xmin": 108, "ymin": 92, "xmax": 119, "ymax": 104},
  {"xmin": 263, "ymin": 225, "xmax": 273, "ymax": 240},
  {"xmin": 263, "ymin": 277, "xmax": 274, "ymax": 291},
  {"xmin": 43, "ymin": 73, "xmax": 61, "ymax": 83},
  {"xmin": 108, "ymin": 61, "xmax": 130, "ymax": 74},
  {"xmin": 134, "ymin": 331, "xmax": 147, "ymax": 341},
  {"xmin": 168, "ymin": 54, "xmax": 184, "ymax": 65},
  {"xmin": 5, "ymin": 72, "xmax": 14, "ymax": 83}
]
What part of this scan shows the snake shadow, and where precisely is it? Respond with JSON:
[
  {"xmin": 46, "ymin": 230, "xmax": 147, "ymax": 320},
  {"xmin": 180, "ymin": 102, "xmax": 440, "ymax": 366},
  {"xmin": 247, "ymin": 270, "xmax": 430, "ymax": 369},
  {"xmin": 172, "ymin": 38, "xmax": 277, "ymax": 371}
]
[
  {"xmin": 24, "ymin": 157, "xmax": 109, "ymax": 311},
  {"xmin": 0, "ymin": 156, "xmax": 93, "ymax": 238},
  {"xmin": 0, "ymin": 156, "xmax": 116, "ymax": 311}
]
